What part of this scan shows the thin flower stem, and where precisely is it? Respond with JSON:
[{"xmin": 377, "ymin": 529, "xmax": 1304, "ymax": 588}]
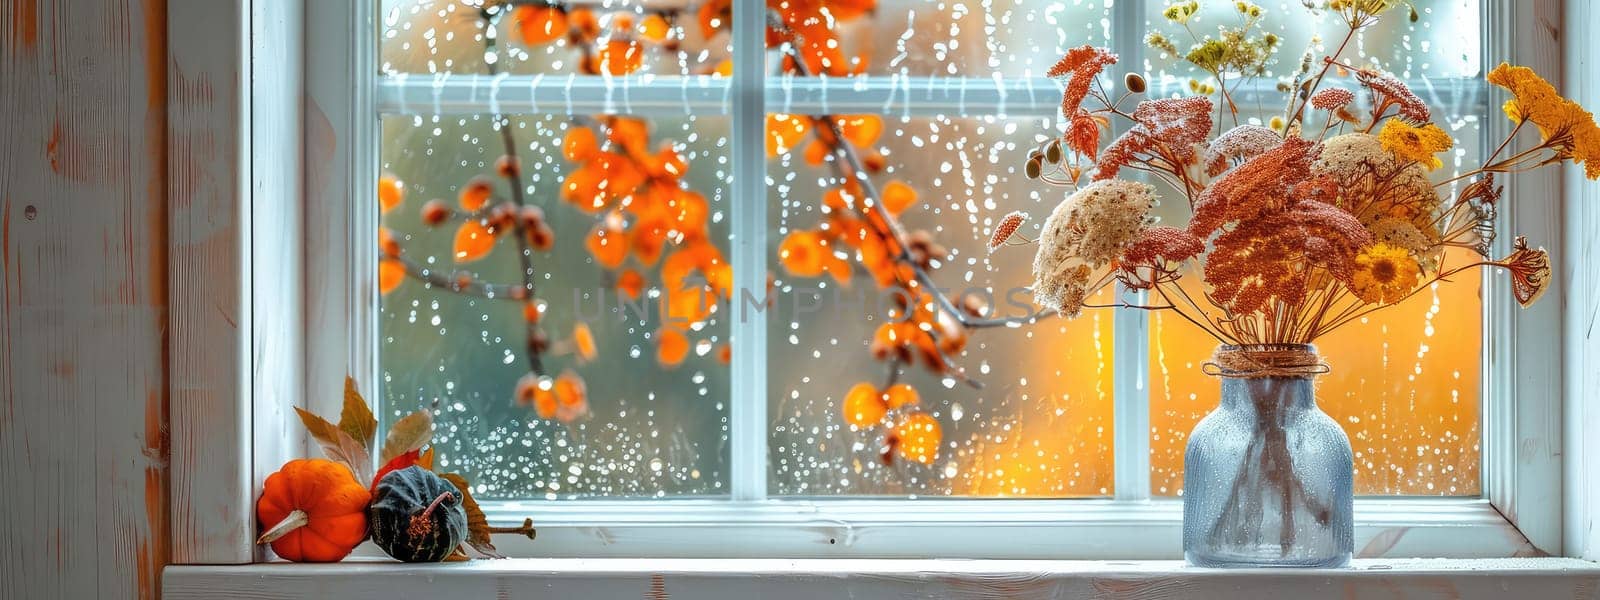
[{"xmin": 1284, "ymin": 25, "xmax": 1359, "ymax": 136}]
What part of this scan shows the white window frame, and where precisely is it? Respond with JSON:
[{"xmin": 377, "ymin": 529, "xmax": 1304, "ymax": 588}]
[{"xmin": 169, "ymin": 0, "xmax": 1567, "ymax": 563}]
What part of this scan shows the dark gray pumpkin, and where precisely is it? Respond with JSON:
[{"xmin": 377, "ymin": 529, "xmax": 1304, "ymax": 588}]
[{"xmin": 369, "ymin": 466, "xmax": 467, "ymax": 562}]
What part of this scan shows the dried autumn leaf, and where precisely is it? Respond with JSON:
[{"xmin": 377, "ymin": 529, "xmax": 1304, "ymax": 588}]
[
  {"xmin": 371, "ymin": 448, "xmax": 422, "ymax": 491},
  {"xmin": 294, "ymin": 407, "xmax": 373, "ymax": 483},
  {"xmin": 440, "ymin": 473, "xmax": 502, "ymax": 558},
  {"xmin": 379, "ymin": 410, "xmax": 434, "ymax": 465},
  {"xmin": 417, "ymin": 447, "xmax": 435, "ymax": 471},
  {"xmin": 339, "ymin": 376, "xmax": 378, "ymax": 453}
]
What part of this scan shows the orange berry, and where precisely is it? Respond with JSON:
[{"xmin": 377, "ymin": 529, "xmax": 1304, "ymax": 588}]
[
  {"xmin": 894, "ymin": 412, "xmax": 942, "ymax": 465},
  {"xmin": 515, "ymin": 373, "xmax": 557, "ymax": 419},
  {"xmin": 553, "ymin": 370, "xmax": 588, "ymax": 423},
  {"xmin": 567, "ymin": 8, "xmax": 600, "ymax": 40},
  {"xmin": 779, "ymin": 230, "xmax": 828, "ymax": 277},
  {"xmin": 881, "ymin": 180, "xmax": 917, "ymax": 214},
  {"xmin": 716, "ymin": 343, "xmax": 732, "ymax": 365},
  {"xmin": 522, "ymin": 301, "xmax": 543, "ymax": 324},
  {"xmin": 421, "ymin": 199, "xmax": 451, "ymax": 225},
  {"xmin": 518, "ymin": 205, "xmax": 546, "ymax": 229},
  {"xmin": 378, "ymin": 173, "xmax": 404, "ymax": 213},
  {"xmin": 585, "ymin": 218, "xmax": 630, "ymax": 268},
  {"xmin": 656, "ymin": 327, "xmax": 690, "ymax": 368},
  {"xmin": 528, "ymin": 222, "xmax": 556, "ymax": 252},
  {"xmin": 836, "ymin": 114, "xmax": 882, "ymax": 147},
  {"xmin": 378, "ymin": 257, "xmax": 405, "ymax": 295},
  {"xmin": 766, "ymin": 114, "xmax": 811, "ymax": 156},
  {"xmin": 563, "ymin": 127, "xmax": 599, "ymax": 163},
  {"xmin": 842, "ymin": 382, "xmax": 887, "ymax": 428},
  {"xmin": 378, "ymin": 227, "xmax": 401, "ymax": 258},
  {"xmin": 616, "ymin": 268, "xmax": 645, "ymax": 300},
  {"xmin": 513, "ymin": 5, "xmax": 569, "ymax": 46},
  {"xmin": 883, "ymin": 383, "xmax": 919, "ymax": 409},
  {"xmin": 591, "ymin": 40, "xmax": 644, "ymax": 76},
  {"xmin": 495, "ymin": 155, "xmax": 521, "ymax": 178},
  {"xmin": 572, "ymin": 322, "xmax": 597, "ymax": 362},
  {"xmin": 639, "ymin": 14, "xmax": 670, "ymax": 42},
  {"xmin": 459, "ymin": 176, "xmax": 494, "ymax": 211},
  {"xmin": 452, "ymin": 220, "xmax": 497, "ymax": 263}
]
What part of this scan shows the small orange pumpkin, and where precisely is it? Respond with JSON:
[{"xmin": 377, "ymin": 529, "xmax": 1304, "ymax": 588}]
[{"xmin": 256, "ymin": 458, "xmax": 372, "ymax": 562}]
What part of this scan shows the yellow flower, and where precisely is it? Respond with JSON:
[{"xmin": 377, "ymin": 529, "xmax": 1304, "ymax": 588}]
[
  {"xmin": 1378, "ymin": 119, "xmax": 1453, "ymax": 170},
  {"xmin": 1487, "ymin": 62, "xmax": 1600, "ymax": 179},
  {"xmin": 1350, "ymin": 243, "xmax": 1422, "ymax": 305}
]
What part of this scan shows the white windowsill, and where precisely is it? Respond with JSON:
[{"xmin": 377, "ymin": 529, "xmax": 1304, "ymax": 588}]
[{"xmin": 165, "ymin": 558, "xmax": 1600, "ymax": 599}]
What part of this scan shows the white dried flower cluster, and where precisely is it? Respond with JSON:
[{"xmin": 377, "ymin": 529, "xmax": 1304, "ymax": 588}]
[
  {"xmin": 1312, "ymin": 132, "xmax": 1443, "ymax": 240},
  {"xmin": 1031, "ymin": 179, "xmax": 1156, "ymax": 316},
  {"xmin": 1205, "ymin": 124, "xmax": 1283, "ymax": 176}
]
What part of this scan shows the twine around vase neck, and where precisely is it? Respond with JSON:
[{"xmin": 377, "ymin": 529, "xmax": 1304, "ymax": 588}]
[{"xmin": 1201, "ymin": 345, "xmax": 1329, "ymax": 379}]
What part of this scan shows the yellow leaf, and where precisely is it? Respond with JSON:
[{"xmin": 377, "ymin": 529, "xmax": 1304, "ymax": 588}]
[{"xmin": 338, "ymin": 376, "xmax": 378, "ymax": 453}]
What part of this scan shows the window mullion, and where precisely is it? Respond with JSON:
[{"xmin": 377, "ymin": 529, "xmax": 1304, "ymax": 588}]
[
  {"xmin": 1110, "ymin": 0, "xmax": 1151, "ymax": 502},
  {"xmin": 729, "ymin": 0, "xmax": 770, "ymax": 502}
]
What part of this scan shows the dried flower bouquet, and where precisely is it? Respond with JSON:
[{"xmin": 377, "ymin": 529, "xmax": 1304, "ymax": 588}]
[{"xmin": 1009, "ymin": 0, "xmax": 1600, "ymax": 562}]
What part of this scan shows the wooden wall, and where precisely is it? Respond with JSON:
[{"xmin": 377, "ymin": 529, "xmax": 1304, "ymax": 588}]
[{"xmin": 0, "ymin": 0, "xmax": 171, "ymax": 598}]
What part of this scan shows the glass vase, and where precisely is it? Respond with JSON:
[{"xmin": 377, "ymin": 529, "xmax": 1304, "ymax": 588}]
[{"xmin": 1182, "ymin": 344, "xmax": 1353, "ymax": 568}]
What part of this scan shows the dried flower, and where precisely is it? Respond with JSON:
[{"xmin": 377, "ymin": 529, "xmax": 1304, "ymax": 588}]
[
  {"xmin": 1350, "ymin": 243, "xmax": 1422, "ymax": 304},
  {"xmin": 1066, "ymin": 110, "xmax": 1104, "ymax": 159},
  {"xmin": 1205, "ymin": 200, "xmax": 1373, "ymax": 314},
  {"xmin": 1190, "ymin": 136, "xmax": 1319, "ymax": 238},
  {"xmin": 1309, "ymin": 87, "xmax": 1356, "ymax": 111},
  {"xmin": 1495, "ymin": 236, "xmax": 1551, "ymax": 307},
  {"xmin": 1206, "ymin": 125, "xmax": 1283, "ymax": 176},
  {"xmin": 1312, "ymin": 132, "xmax": 1443, "ymax": 243},
  {"xmin": 1032, "ymin": 179, "xmax": 1156, "ymax": 315},
  {"xmin": 1378, "ymin": 119, "xmax": 1454, "ymax": 170},
  {"xmin": 1488, "ymin": 62, "xmax": 1600, "ymax": 179},
  {"xmin": 1117, "ymin": 226, "xmax": 1204, "ymax": 289},
  {"xmin": 1048, "ymin": 46, "xmax": 1119, "ymax": 120},
  {"xmin": 987, "ymin": 211, "xmax": 1028, "ymax": 254},
  {"xmin": 1095, "ymin": 97, "xmax": 1213, "ymax": 180},
  {"xmin": 1356, "ymin": 68, "xmax": 1431, "ymax": 122}
]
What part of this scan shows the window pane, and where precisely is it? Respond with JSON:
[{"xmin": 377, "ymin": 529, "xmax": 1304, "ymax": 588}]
[
  {"xmin": 767, "ymin": 115, "xmax": 1115, "ymax": 497},
  {"xmin": 1139, "ymin": 0, "xmax": 1486, "ymax": 497},
  {"xmin": 381, "ymin": 0, "xmax": 731, "ymax": 76},
  {"xmin": 1142, "ymin": 0, "xmax": 1480, "ymax": 82},
  {"xmin": 779, "ymin": 0, "xmax": 1111, "ymax": 77},
  {"xmin": 379, "ymin": 112, "xmax": 733, "ymax": 499}
]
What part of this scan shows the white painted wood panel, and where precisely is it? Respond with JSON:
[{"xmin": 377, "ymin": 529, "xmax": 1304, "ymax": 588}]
[
  {"xmin": 1, "ymin": 0, "xmax": 171, "ymax": 597},
  {"xmin": 169, "ymin": 0, "xmax": 254, "ymax": 565},
  {"xmin": 170, "ymin": 0, "xmax": 307, "ymax": 565},
  {"xmin": 1562, "ymin": 0, "xmax": 1600, "ymax": 561},
  {"xmin": 165, "ymin": 558, "xmax": 1600, "ymax": 600},
  {"xmin": 303, "ymin": 0, "xmax": 377, "ymax": 433},
  {"xmin": 1483, "ymin": 0, "xmax": 1566, "ymax": 555}
]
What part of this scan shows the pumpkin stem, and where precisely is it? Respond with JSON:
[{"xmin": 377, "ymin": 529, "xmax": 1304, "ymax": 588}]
[
  {"xmin": 421, "ymin": 491, "xmax": 454, "ymax": 519},
  {"xmin": 255, "ymin": 509, "xmax": 310, "ymax": 545},
  {"xmin": 408, "ymin": 491, "xmax": 456, "ymax": 538}
]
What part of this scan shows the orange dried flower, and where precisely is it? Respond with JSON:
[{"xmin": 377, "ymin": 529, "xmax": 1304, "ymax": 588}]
[
  {"xmin": 1496, "ymin": 236, "xmax": 1551, "ymax": 307},
  {"xmin": 986, "ymin": 211, "xmax": 1028, "ymax": 254},
  {"xmin": 1047, "ymin": 45, "xmax": 1118, "ymax": 119}
]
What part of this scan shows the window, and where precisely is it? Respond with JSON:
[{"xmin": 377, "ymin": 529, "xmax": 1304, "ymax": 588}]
[{"xmin": 305, "ymin": 0, "xmax": 1556, "ymax": 557}]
